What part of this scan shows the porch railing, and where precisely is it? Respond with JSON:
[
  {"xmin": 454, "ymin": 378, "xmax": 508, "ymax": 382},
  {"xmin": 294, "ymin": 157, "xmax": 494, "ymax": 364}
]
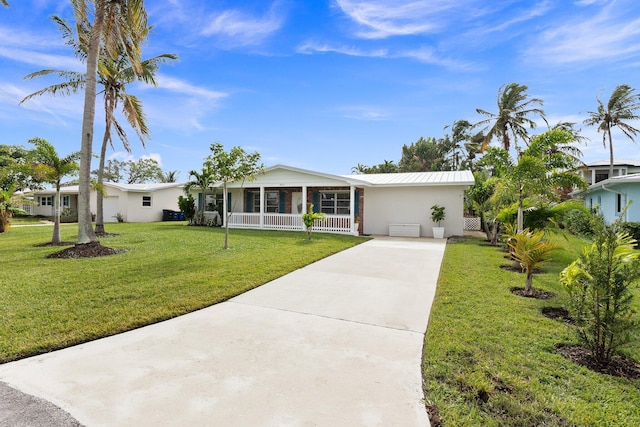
[{"xmin": 227, "ymin": 212, "xmax": 354, "ymax": 234}]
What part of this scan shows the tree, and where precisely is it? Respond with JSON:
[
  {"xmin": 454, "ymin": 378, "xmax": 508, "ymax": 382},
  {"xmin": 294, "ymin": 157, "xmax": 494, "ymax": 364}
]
[
  {"xmin": 584, "ymin": 84, "xmax": 640, "ymax": 178},
  {"xmin": 475, "ymin": 83, "xmax": 546, "ymax": 152},
  {"xmin": 508, "ymin": 228, "xmax": 559, "ymax": 296},
  {"xmin": 183, "ymin": 166, "xmax": 216, "ymax": 226},
  {"xmin": 560, "ymin": 217, "xmax": 640, "ymax": 364},
  {"xmin": 73, "ymin": 0, "xmax": 148, "ymax": 244},
  {"xmin": 1, "ymin": 1, "xmax": 9, "ymax": 6},
  {"xmin": 22, "ymin": 15, "xmax": 176, "ymax": 236},
  {"xmin": 177, "ymin": 194, "xmax": 196, "ymax": 225},
  {"xmin": 398, "ymin": 137, "xmax": 453, "ymax": 172},
  {"xmin": 0, "ymin": 144, "xmax": 39, "ymax": 192},
  {"xmin": 0, "ymin": 183, "xmax": 26, "ymax": 233},
  {"xmin": 301, "ymin": 204, "xmax": 326, "ymax": 240},
  {"xmin": 158, "ymin": 170, "xmax": 179, "ymax": 183},
  {"xmin": 28, "ymin": 138, "xmax": 80, "ymax": 244},
  {"xmin": 206, "ymin": 143, "xmax": 264, "ymax": 249},
  {"xmin": 492, "ymin": 130, "xmax": 586, "ymax": 233}
]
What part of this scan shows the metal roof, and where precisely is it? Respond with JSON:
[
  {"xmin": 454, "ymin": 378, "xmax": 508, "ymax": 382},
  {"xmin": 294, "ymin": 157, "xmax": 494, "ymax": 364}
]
[
  {"xmin": 341, "ymin": 170, "xmax": 475, "ymax": 186},
  {"xmin": 585, "ymin": 159, "xmax": 640, "ymax": 167}
]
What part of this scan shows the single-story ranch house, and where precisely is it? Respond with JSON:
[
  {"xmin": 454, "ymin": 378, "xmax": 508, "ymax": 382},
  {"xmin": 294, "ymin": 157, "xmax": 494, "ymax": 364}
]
[
  {"xmin": 28, "ymin": 165, "xmax": 474, "ymax": 237},
  {"xmin": 29, "ymin": 182, "xmax": 183, "ymax": 223},
  {"xmin": 190, "ymin": 165, "xmax": 474, "ymax": 238}
]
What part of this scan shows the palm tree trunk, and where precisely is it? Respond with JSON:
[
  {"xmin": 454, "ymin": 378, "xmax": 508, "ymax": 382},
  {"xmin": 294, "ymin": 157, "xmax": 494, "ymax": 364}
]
[
  {"xmin": 53, "ymin": 182, "xmax": 61, "ymax": 244},
  {"xmin": 607, "ymin": 127, "xmax": 614, "ymax": 179},
  {"xmin": 95, "ymin": 131, "xmax": 109, "ymax": 234},
  {"xmin": 525, "ymin": 270, "xmax": 534, "ymax": 295},
  {"xmin": 77, "ymin": 0, "xmax": 105, "ymax": 244}
]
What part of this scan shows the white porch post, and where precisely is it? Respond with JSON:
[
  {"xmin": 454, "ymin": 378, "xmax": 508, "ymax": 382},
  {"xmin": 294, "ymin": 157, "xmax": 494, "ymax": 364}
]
[
  {"xmin": 222, "ymin": 189, "xmax": 227, "ymax": 227},
  {"xmin": 349, "ymin": 185, "xmax": 355, "ymax": 234},
  {"xmin": 259, "ymin": 186, "xmax": 265, "ymax": 229},
  {"xmin": 591, "ymin": 169, "xmax": 595, "ymax": 185},
  {"xmin": 302, "ymin": 186, "xmax": 307, "ymax": 212}
]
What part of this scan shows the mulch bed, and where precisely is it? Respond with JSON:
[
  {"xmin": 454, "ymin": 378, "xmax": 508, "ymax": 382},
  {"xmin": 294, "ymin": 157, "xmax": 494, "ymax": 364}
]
[
  {"xmin": 556, "ymin": 344, "xmax": 640, "ymax": 380},
  {"xmin": 510, "ymin": 287, "xmax": 556, "ymax": 299},
  {"xmin": 541, "ymin": 306, "xmax": 574, "ymax": 324},
  {"xmin": 95, "ymin": 232, "xmax": 119, "ymax": 238},
  {"xmin": 45, "ymin": 242, "xmax": 126, "ymax": 259}
]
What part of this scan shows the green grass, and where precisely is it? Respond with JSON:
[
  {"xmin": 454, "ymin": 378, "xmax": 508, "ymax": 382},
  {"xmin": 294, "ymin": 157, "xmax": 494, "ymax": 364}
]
[
  {"xmin": 423, "ymin": 235, "xmax": 640, "ymax": 426},
  {"xmin": 0, "ymin": 222, "xmax": 366, "ymax": 363}
]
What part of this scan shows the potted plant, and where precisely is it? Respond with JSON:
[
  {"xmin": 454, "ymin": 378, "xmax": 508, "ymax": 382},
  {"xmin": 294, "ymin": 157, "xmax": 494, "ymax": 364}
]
[{"xmin": 430, "ymin": 204, "xmax": 446, "ymax": 239}]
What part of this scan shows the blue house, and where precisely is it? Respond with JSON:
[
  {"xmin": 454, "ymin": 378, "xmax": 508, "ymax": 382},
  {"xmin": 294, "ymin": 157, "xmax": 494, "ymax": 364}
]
[{"xmin": 575, "ymin": 160, "xmax": 640, "ymax": 224}]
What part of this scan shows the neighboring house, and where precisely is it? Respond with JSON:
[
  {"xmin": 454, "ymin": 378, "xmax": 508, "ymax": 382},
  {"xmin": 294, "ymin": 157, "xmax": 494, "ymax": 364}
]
[
  {"xmin": 574, "ymin": 159, "xmax": 640, "ymax": 224},
  {"xmin": 188, "ymin": 165, "xmax": 474, "ymax": 237},
  {"xmin": 580, "ymin": 159, "xmax": 640, "ymax": 185},
  {"xmin": 30, "ymin": 182, "xmax": 184, "ymax": 223}
]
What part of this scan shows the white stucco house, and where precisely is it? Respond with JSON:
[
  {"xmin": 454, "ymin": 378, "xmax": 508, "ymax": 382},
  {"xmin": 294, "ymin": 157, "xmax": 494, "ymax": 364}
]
[
  {"xmin": 189, "ymin": 165, "xmax": 475, "ymax": 238},
  {"xmin": 30, "ymin": 182, "xmax": 184, "ymax": 223}
]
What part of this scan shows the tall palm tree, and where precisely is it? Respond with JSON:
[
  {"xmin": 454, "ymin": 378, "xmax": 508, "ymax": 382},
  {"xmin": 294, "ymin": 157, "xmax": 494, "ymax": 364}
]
[
  {"xmin": 72, "ymin": 0, "xmax": 147, "ymax": 244},
  {"xmin": 28, "ymin": 137, "xmax": 80, "ymax": 244},
  {"xmin": 158, "ymin": 170, "xmax": 180, "ymax": 183},
  {"xmin": 584, "ymin": 84, "xmax": 640, "ymax": 178},
  {"xmin": 475, "ymin": 83, "xmax": 547, "ymax": 152},
  {"xmin": 22, "ymin": 16, "xmax": 176, "ymax": 235}
]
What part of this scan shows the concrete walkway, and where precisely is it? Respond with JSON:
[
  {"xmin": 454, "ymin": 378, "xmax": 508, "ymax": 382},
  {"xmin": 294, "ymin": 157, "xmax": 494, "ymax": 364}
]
[{"xmin": 0, "ymin": 237, "xmax": 446, "ymax": 427}]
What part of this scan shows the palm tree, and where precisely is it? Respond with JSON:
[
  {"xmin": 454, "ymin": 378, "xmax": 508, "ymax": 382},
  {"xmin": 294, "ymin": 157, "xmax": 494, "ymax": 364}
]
[
  {"xmin": 158, "ymin": 170, "xmax": 180, "ymax": 183},
  {"xmin": 28, "ymin": 137, "xmax": 80, "ymax": 244},
  {"xmin": 73, "ymin": 0, "xmax": 147, "ymax": 244},
  {"xmin": 1, "ymin": 1, "xmax": 9, "ymax": 7},
  {"xmin": 22, "ymin": 16, "xmax": 176, "ymax": 235},
  {"xmin": 183, "ymin": 167, "xmax": 216, "ymax": 225},
  {"xmin": 584, "ymin": 84, "xmax": 640, "ymax": 178},
  {"xmin": 475, "ymin": 83, "xmax": 547, "ymax": 152}
]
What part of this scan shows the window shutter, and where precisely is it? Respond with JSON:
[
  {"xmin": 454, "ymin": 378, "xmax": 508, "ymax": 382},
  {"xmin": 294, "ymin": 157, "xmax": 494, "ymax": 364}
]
[
  {"xmin": 197, "ymin": 193, "xmax": 202, "ymax": 210},
  {"xmin": 227, "ymin": 192, "xmax": 232, "ymax": 212},
  {"xmin": 354, "ymin": 190, "xmax": 359, "ymax": 216},
  {"xmin": 246, "ymin": 192, "xmax": 253, "ymax": 212},
  {"xmin": 313, "ymin": 191, "xmax": 319, "ymax": 210},
  {"xmin": 279, "ymin": 192, "xmax": 285, "ymax": 213}
]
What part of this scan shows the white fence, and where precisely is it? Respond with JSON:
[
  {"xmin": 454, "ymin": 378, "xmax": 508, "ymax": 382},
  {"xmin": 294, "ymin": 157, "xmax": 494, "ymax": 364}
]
[{"xmin": 227, "ymin": 213, "xmax": 354, "ymax": 234}]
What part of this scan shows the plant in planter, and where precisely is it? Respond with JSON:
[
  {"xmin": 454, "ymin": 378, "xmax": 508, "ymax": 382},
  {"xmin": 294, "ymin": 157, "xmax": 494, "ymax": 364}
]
[{"xmin": 431, "ymin": 204, "xmax": 446, "ymax": 238}]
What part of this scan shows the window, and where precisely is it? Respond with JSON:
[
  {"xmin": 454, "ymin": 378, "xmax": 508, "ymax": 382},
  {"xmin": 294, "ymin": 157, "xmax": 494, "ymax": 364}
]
[
  {"xmin": 595, "ymin": 172, "xmax": 609, "ymax": 183},
  {"xmin": 62, "ymin": 196, "xmax": 70, "ymax": 208},
  {"xmin": 616, "ymin": 193, "xmax": 624, "ymax": 214},
  {"xmin": 38, "ymin": 196, "xmax": 53, "ymax": 206},
  {"xmin": 204, "ymin": 194, "xmax": 217, "ymax": 212},
  {"xmin": 320, "ymin": 191, "xmax": 350, "ymax": 215},
  {"xmin": 250, "ymin": 191, "xmax": 279, "ymax": 213},
  {"xmin": 142, "ymin": 196, "xmax": 152, "ymax": 207}
]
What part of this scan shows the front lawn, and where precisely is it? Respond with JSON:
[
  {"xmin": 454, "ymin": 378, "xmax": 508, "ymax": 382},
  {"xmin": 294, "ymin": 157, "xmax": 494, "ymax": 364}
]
[
  {"xmin": 423, "ymin": 236, "xmax": 640, "ymax": 426},
  {"xmin": 0, "ymin": 222, "xmax": 366, "ymax": 363}
]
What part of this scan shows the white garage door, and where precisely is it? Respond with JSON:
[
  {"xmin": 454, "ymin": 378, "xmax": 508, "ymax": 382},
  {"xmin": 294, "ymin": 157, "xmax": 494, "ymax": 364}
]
[{"xmin": 103, "ymin": 196, "xmax": 120, "ymax": 223}]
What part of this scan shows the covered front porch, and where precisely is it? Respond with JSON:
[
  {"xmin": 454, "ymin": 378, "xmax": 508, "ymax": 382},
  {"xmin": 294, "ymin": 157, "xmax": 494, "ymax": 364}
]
[{"xmin": 222, "ymin": 184, "xmax": 362, "ymax": 235}]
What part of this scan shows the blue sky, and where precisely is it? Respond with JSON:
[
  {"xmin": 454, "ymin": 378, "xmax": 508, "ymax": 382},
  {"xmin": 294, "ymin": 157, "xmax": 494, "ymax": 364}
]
[{"xmin": 1, "ymin": 0, "xmax": 640, "ymax": 178}]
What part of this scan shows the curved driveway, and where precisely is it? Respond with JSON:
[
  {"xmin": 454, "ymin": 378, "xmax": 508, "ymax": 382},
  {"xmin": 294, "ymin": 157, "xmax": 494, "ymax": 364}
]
[{"xmin": 0, "ymin": 237, "xmax": 445, "ymax": 426}]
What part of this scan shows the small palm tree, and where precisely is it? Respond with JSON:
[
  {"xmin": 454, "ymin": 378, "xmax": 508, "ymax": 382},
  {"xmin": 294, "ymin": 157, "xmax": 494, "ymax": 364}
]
[
  {"xmin": 158, "ymin": 170, "xmax": 180, "ymax": 183},
  {"xmin": 29, "ymin": 137, "xmax": 80, "ymax": 244},
  {"xmin": 184, "ymin": 167, "xmax": 216, "ymax": 225},
  {"xmin": 508, "ymin": 228, "xmax": 559, "ymax": 296},
  {"xmin": 475, "ymin": 83, "xmax": 546, "ymax": 152},
  {"xmin": 584, "ymin": 84, "xmax": 640, "ymax": 178}
]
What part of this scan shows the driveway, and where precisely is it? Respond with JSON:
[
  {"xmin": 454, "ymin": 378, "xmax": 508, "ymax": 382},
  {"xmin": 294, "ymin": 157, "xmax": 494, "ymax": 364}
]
[{"xmin": 0, "ymin": 237, "xmax": 445, "ymax": 426}]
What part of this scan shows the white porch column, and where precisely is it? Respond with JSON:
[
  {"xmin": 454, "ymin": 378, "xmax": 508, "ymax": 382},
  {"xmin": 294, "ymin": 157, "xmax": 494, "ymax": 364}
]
[
  {"xmin": 302, "ymin": 186, "xmax": 307, "ymax": 213},
  {"xmin": 259, "ymin": 186, "xmax": 265, "ymax": 229},
  {"xmin": 350, "ymin": 185, "xmax": 355, "ymax": 234},
  {"xmin": 591, "ymin": 169, "xmax": 595, "ymax": 185},
  {"xmin": 222, "ymin": 188, "xmax": 227, "ymax": 227}
]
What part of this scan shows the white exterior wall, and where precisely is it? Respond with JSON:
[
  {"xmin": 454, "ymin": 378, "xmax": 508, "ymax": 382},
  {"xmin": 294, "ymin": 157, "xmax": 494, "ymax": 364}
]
[
  {"xmin": 363, "ymin": 185, "xmax": 467, "ymax": 237},
  {"xmin": 125, "ymin": 189, "xmax": 182, "ymax": 222}
]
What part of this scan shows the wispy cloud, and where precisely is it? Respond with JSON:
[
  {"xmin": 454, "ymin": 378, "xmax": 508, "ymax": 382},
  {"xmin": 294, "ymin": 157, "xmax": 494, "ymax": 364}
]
[
  {"xmin": 529, "ymin": 1, "xmax": 640, "ymax": 65},
  {"xmin": 154, "ymin": 74, "xmax": 228, "ymax": 101},
  {"xmin": 201, "ymin": 2, "xmax": 286, "ymax": 47},
  {"xmin": 297, "ymin": 41, "xmax": 388, "ymax": 57},
  {"xmin": 336, "ymin": 105, "xmax": 390, "ymax": 121},
  {"xmin": 334, "ymin": 0, "xmax": 470, "ymax": 39}
]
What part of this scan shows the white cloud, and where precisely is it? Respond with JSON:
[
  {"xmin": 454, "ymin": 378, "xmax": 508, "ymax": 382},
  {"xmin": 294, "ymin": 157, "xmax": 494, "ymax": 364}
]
[
  {"xmin": 201, "ymin": 2, "xmax": 285, "ymax": 47},
  {"xmin": 297, "ymin": 41, "xmax": 388, "ymax": 57},
  {"xmin": 529, "ymin": 2, "xmax": 640, "ymax": 65},
  {"xmin": 154, "ymin": 74, "xmax": 228, "ymax": 101},
  {"xmin": 334, "ymin": 0, "xmax": 471, "ymax": 39},
  {"xmin": 0, "ymin": 46, "xmax": 84, "ymax": 71},
  {"xmin": 336, "ymin": 105, "xmax": 390, "ymax": 121}
]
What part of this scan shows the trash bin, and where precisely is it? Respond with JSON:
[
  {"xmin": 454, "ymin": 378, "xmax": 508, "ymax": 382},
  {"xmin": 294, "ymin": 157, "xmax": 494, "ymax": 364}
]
[{"xmin": 162, "ymin": 209, "xmax": 173, "ymax": 221}]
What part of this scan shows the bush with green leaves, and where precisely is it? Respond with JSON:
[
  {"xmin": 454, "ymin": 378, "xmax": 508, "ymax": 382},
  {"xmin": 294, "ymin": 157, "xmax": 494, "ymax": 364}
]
[
  {"xmin": 301, "ymin": 204, "xmax": 326, "ymax": 240},
  {"xmin": 507, "ymin": 228, "xmax": 560, "ymax": 295},
  {"xmin": 178, "ymin": 194, "xmax": 196, "ymax": 225},
  {"xmin": 560, "ymin": 218, "xmax": 640, "ymax": 364},
  {"xmin": 621, "ymin": 222, "xmax": 640, "ymax": 248}
]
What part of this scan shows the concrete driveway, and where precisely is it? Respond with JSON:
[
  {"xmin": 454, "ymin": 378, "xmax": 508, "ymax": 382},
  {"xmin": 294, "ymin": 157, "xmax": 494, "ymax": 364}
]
[{"xmin": 0, "ymin": 237, "xmax": 445, "ymax": 427}]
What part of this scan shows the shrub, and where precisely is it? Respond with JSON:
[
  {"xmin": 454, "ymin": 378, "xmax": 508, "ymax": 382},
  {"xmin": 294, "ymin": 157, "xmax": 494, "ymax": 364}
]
[
  {"xmin": 508, "ymin": 228, "xmax": 560, "ymax": 295},
  {"xmin": 178, "ymin": 194, "xmax": 196, "ymax": 225},
  {"xmin": 301, "ymin": 204, "xmax": 326, "ymax": 240},
  {"xmin": 621, "ymin": 222, "xmax": 640, "ymax": 248},
  {"xmin": 560, "ymin": 219, "xmax": 640, "ymax": 364}
]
